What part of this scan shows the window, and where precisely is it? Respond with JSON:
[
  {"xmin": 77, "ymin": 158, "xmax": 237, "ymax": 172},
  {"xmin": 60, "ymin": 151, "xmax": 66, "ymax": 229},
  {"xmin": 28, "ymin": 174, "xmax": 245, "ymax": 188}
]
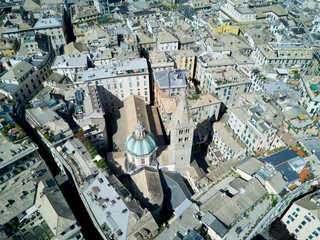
[
  {"xmin": 305, "ymin": 216, "xmax": 311, "ymax": 222},
  {"xmin": 302, "ymin": 220, "xmax": 306, "ymax": 226}
]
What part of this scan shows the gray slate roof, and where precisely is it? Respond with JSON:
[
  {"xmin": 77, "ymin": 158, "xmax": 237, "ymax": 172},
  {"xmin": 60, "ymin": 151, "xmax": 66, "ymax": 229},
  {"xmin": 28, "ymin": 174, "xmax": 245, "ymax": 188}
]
[
  {"xmin": 1, "ymin": 61, "xmax": 34, "ymax": 82},
  {"xmin": 202, "ymin": 212, "xmax": 228, "ymax": 238},
  {"xmin": 160, "ymin": 170, "xmax": 192, "ymax": 210},
  {"xmin": 154, "ymin": 69, "xmax": 189, "ymax": 89},
  {"xmin": 259, "ymin": 149, "xmax": 300, "ymax": 183}
]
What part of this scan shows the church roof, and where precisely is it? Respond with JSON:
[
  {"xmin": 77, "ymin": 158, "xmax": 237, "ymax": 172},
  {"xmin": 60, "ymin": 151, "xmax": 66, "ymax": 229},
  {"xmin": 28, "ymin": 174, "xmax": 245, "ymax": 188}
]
[
  {"xmin": 125, "ymin": 122, "xmax": 158, "ymax": 158},
  {"xmin": 131, "ymin": 168, "xmax": 163, "ymax": 207},
  {"xmin": 160, "ymin": 170, "xmax": 192, "ymax": 211}
]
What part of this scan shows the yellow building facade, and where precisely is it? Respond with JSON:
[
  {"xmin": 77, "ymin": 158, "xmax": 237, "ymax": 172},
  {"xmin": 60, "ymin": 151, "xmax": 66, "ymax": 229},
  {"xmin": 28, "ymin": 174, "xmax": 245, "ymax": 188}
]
[
  {"xmin": 208, "ymin": 21, "xmax": 240, "ymax": 35},
  {"xmin": 170, "ymin": 50, "xmax": 197, "ymax": 80},
  {"xmin": 0, "ymin": 38, "xmax": 18, "ymax": 56}
]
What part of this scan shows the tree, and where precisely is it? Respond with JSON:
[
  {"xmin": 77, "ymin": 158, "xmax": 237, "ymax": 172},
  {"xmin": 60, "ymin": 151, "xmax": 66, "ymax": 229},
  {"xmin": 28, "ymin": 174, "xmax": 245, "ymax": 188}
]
[{"xmin": 96, "ymin": 159, "xmax": 107, "ymax": 168}]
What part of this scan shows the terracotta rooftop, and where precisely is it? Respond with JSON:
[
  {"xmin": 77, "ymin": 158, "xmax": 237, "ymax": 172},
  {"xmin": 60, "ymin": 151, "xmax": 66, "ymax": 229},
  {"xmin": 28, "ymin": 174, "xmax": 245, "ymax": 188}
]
[
  {"xmin": 288, "ymin": 184, "xmax": 298, "ymax": 190},
  {"xmin": 299, "ymin": 166, "xmax": 310, "ymax": 183}
]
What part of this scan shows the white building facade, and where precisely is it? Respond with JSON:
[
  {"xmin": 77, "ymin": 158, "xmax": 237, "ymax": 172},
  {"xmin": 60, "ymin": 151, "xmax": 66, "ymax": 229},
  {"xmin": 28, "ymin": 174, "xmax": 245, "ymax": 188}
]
[{"xmin": 74, "ymin": 58, "xmax": 151, "ymax": 112}]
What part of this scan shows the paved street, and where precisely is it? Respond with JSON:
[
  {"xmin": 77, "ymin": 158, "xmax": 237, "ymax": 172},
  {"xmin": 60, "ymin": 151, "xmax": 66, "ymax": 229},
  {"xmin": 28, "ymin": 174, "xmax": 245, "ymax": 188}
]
[
  {"xmin": 192, "ymin": 175, "xmax": 235, "ymax": 203},
  {"xmin": 226, "ymin": 197, "xmax": 272, "ymax": 240}
]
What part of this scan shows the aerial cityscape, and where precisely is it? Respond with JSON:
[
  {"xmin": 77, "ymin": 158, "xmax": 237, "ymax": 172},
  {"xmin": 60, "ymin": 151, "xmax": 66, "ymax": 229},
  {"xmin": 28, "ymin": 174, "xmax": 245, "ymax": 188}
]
[{"xmin": 0, "ymin": 0, "xmax": 320, "ymax": 239}]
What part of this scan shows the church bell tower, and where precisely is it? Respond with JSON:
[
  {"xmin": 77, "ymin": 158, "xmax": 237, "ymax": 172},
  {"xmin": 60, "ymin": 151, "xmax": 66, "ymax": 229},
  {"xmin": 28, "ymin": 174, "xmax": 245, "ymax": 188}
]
[{"xmin": 170, "ymin": 93, "xmax": 194, "ymax": 177}]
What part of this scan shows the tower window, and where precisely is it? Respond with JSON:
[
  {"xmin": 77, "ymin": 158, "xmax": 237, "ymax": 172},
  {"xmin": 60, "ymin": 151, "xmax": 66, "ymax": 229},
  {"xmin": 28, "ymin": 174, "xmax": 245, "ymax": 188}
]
[
  {"xmin": 185, "ymin": 129, "xmax": 189, "ymax": 133},
  {"xmin": 185, "ymin": 137, "xmax": 189, "ymax": 141},
  {"xmin": 179, "ymin": 130, "xmax": 183, "ymax": 134},
  {"xmin": 178, "ymin": 138, "xmax": 183, "ymax": 143}
]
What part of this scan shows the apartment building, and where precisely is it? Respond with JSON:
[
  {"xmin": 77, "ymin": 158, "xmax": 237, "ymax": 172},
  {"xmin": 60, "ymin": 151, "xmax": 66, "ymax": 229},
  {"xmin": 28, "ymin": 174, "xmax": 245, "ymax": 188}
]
[
  {"xmin": 33, "ymin": 16, "xmax": 67, "ymax": 53},
  {"xmin": 154, "ymin": 69, "xmax": 189, "ymax": 109},
  {"xmin": 149, "ymin": 51, "xmax": 175, "ymax": 72},
  {"xmin": 25, "ymin": 98, "xmax": 74, "ymax": 148},
  {"xmin": 136, "ymin": 32, "xmax": 156, "ymax": 51},
  {"xmin": 253, "ymin": 5, "xmax": 288, "ymax": 22},
  {"xmin": 220, "ymin": 0, "xmax": 257, "ymax": 23},
  {"xmin": 211, "ymin": 121, "xmax": 247, "ymax": 160},
  {"xmin": 54, "ymin": 138, "xmax": 159, "ymax": 240},
  {"xmin": 0, "ymin": 133, "xmax": 83, "ymax": 240},
  {"xmin": 170, "ymin": 49, "xmax": 197, "ymax": 80},
  {"xmin": 254, "ymin": 43, "xmax": 313, "ymax": 68},
  {"xmin": 157, "ymin": 30, "xmax": 179, "ymax": 52},
  {"xmin": 0, "ymin": 37, "xmax": 19, "ymax": 56},
  {"xmin": 264, "ymin": 82, "xmax": 318, "ymax": 137},
  {"xmin": 74, "ymin": 58, "xmax": 151, "ymax": 110},
  {"xmin": 65, "ymin": 84, "xmax": 108, "ymax": 153},
  {"xmin": 282, "ymin": 192, "xmax": 320, "ymax": 240},
  {"xmin": 200, "ymin": 68, "xmax": 251, "ymax": 108},
  {"xmin": 159, "ymin": 94, "xmax": 222, "ymax": 133},
  {"xmin": 207, "ymin": 20, "xmax": 240, "ymax": 35},
  {"xmin": 228, "ymin": 104, "xmax": 283, "ymax": 152},
  {"xmin": 51, "ymin": 54, "xmax": 89, "ymax": 81},
  {"xmin": 189, "ymin": 0, "xmax": 211, "ymax": 12},
  {"xmin": 93, "ymin": 0, "xmax": 109, "ymax": 15},
  {"xmin": 71, "ymin": 2, "xmax": 101, "ymax": 24},
  {"xmin": 0, "ymin": 34, "xmax": 54, "ymax": 109},
  {"xmin": 298, "ymin": 75, "xmax": 320, "ymax": 118},
  {"xmin": 0, "ymin": 59, "xmax": 51, "ymax": 106}
]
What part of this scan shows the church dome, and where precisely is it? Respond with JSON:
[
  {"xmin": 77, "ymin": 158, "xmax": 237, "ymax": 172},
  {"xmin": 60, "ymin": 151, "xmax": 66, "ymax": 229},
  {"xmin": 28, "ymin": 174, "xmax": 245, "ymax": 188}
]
[{"xmin": 125, "ymin": 122, "xmax": 158, "ymax": 158}]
